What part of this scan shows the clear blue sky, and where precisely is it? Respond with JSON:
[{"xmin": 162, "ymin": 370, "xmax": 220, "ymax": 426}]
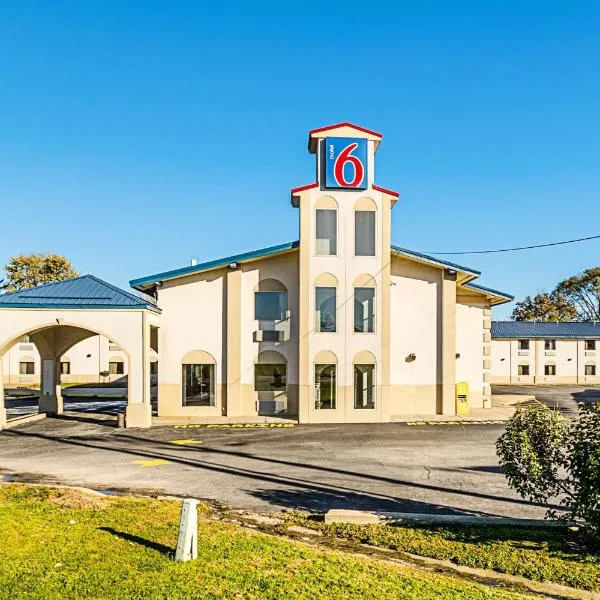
[{"xmin": 1, "ymin": 1, "xmax": 599, "ymax": 318}]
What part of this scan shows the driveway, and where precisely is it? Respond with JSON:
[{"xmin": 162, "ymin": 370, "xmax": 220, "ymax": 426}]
[
  {"xmin": 0, "ymin": 415, "xmax": 548, "ymax": 519},
  {"xmin": 493, "ymin": 384, "xmax": 600, "ymax": 415}
]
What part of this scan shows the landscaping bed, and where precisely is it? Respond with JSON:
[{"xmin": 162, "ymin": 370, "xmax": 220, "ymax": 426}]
[{"xmin": 280, "ymin": 511, "xmax": 600, "ymax": 592}]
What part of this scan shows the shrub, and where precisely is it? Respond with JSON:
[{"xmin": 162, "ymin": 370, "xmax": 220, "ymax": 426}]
[{"xmin": 497, "ymin": 401, "xmax": 600, "ymax": 534}]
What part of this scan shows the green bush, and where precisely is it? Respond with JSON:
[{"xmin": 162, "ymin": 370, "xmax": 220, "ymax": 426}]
[{"xmin": 497, "ymin": 401, "xmax": 600, "ymax": 533}]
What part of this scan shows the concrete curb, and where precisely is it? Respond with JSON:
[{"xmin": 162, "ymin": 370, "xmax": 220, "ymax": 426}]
[
  {"xmin": 3, "ymin": 413, "xmax": 46, "ymax": 429},
  {"xmin": 324, "ymin": 509, "xmax": 563, "ymax": 528}
]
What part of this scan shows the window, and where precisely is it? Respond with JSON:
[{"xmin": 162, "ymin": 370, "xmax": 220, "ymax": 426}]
[
  {"xmin": 315, "ymin": 209, "xmax": 337, "ymax": 255},
  {"xmin": 315, "ymin": 287, "xmax": 336, "ymax": 332},
  {"xmin": 109, "ymin": 361, "xmax": 124, "ymax": 375},
  {"xmin": 586, "ymin": 364, "xmax": 596, "ymax": 376},
  {"xmin": 518, "ymin": 340, "xmax": 530, "ymax": 350},
  {"xmin": 586, "ymin": 340, "xmax": 596, "ymax": 351},
  {"xmin": 254, "ymin": 364, "xmax": 287, "ymax": 392},
  {"xmin": 545, "ymin": 364, "xmax": 556, "ymax": 376},
  {"xmin": 60, "ymin": 362, "xmax": 71, "ymax": 375},
  {"xmin": 19, "ymin": 361, "xmax": 34, "ymax": 375},
  {"xmin": 545, "ymin": 339, "xmax": 556, "ymax": 350},
  {"xmin": 315, "ymin": 364, "xmax": 336, "ymax": 409},
  {"xmin": 518, "ymin": 364, "xmax": 530, "ymax": 376},
  {"xmin": 255, "ymin": 291, "xmax": 287, "ymax": 321},
  {"xmin": 150, "ymin": 361, "xmax": 158, "ymax": 375},
  {"xmin": 355, "ymin": 211, "xmax": 375, "ymax": 256},
  {"xmin": 182, "ymin": 363, "xmax": 215, "ymax": 406},
  {"xmin": 354, "ymin": 287, "xmax": 375, "ymax": 333},
  {"xmin": 354, "ymin": 364, "xmax": 375, "ymax": 409}
]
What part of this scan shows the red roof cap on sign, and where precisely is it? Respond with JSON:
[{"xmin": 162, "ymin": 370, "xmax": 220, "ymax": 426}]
[{"xmin": 309, "ymin": 122, "xmax": 383, "ymax": 138}]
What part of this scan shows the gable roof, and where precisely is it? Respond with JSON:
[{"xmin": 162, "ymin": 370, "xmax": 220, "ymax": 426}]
[
  {"xmin": 462, "ymin": 282, "xmax": 514, "ymax": 305},
  {"xmin": 130, "ymin": 241, "xmax": 299, "ymax": 291},
  {"xmin": 0, "ymin": 275, "xmax": 160, "ymax": 313},
  {"xmin": 492, "ymin": 321, "xmax": 600, "ymax": 339}
]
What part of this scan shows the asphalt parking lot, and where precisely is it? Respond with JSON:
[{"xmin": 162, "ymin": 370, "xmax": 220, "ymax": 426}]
[
  {"xmin": 0, "ymin": 412, "xmax": 548, "ymax": 519},
  {"xmin": 492, "ymin": 384, "xmax": 600, "ymax": 415}
]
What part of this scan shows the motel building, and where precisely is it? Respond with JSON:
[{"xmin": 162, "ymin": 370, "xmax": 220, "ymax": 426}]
[
  {"xmin": 0, "ymin": 123, "xmax": 513, "ymax": 429},
  {"xmin": 491, "ymin": 321, "xmax": 600, "ymax": 384}
]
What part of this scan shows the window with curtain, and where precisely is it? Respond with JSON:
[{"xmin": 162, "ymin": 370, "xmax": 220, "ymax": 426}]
[
  {"xmin": 354, "ymin": 364, "xmax": 375, "ymax": 409},
  {"xmin": 545, "ymin": 339, "xmax": 557, "ymax": 350},
  {"xmin": 60, "ymin": 361, "xmax": 71, "ymax": 375},
  {"xmin": 315, "ymin": 287, "xmax": 336, "ymax": 332},
  {"xmin": 585, "ymin": 364, "xmax": 596, "ymax": 376},
  {"xmin": 254, "ymin": 364, "xmax": 287, "ymax": 392},
  {"xmin": 19, "ymin": 361, "xmax": 34, "ymax": 375},
  {"xmin": 355, "ymin": 211, "xmax": 375, "ymax": 256},
  {"xmin": 109, "ymin": 361, "xmax": 124, "ymax": 375},
  {"xmin": 315, "ymin": 209, "xmax": 337, "ymax": 255},
  {"xmin": 518, "ymin": 364, "xmax": 530, "ymax": 376},
  {"xmin": 518, "ymin": 340, "xmax": 530, "ymax": 350},
  {"xmin": 182, "ymin": 363, "xmax": 215, "ymax": 406},
  {"xmin": 315, "ymin": 364, "xmax": 336, "ymax": 409},
  {"xmin": 255, "ymin": 291, "xmax": 287, "ymax": 321},
  {"xmin": 545, "ymin": 364, "xmax": 556, "ymax": 376},
  {"xmin": 354, "ymin": 287, "xmax": 375, "ymax": 332}
]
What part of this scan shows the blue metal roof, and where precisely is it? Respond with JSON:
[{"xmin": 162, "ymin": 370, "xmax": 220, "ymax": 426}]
[
  {"xmin": 129, "ymin": 241, "xmax": 494, "ymax": 294},
  {"xmin": 492, "ymin": 321, "xmax": 600, "ymax": 339},
  {"xmin": 130, "ymin": 241, "xmax": 300, "ymax": 291},
  {"xmin": 0, "ymin": 275, "xmax": 160, "ymax": 313},
  {"xmin": 464, "ymin": 282, "xmax": 514, "ymax": 301},
  {"xmin": 390, "ymin": 246, "xmax": 481, "ymax": 276}
]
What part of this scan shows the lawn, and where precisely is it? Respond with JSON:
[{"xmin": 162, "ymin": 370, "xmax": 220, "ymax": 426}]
[
  {"xmin": 282, "ymin": 512, "xmax": 600, "ymax": 592},
  {"xmin": 0, "ymin": 485, "xmax": 532, "ymax": 600}
]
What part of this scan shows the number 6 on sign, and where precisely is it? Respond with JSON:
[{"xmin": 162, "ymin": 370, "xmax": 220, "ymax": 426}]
[{"xmin": 325, "ymin": 137, "xmax": 368, "ymax": 189}]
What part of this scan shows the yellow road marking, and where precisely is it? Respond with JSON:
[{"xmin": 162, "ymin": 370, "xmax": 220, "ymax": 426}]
[
  {"xmin": 170, "ymin": 439, "xmax": 204, "ymax": 446},
  {"xmin": 132, "ymin": 459, "xmax": 170, "ymax": 467},
  {"xmin": 174, "ymin": 423, "xmax": 295, "ymax": 429}
]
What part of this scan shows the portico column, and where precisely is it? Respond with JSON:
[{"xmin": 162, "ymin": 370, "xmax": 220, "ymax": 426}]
[
  {"xmin": 38, "ymin": 357, "xmax": 63, "ymax": 415},
  {"xmin": 125, "ymin": 311, "xmax": 152, "ymax": 428},
  {"xmin": 0, "ymin": 358, "xmax": 6, "ymax": 429}
]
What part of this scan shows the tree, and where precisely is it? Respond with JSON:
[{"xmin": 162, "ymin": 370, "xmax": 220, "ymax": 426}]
[
  {"xmin": 556, "ymin": 268, "xmax": 600, "ymax": 322},
  {"xmin": 497, "ymin": 402, "xmax": 600, "ymax": 533},
  {"xmin": 511, "ymin": 291, "xmax": 578, "ymax": 322},
  {"xmin": 1, "ymin": 254, "xmax": 79, "ymax": 293}
]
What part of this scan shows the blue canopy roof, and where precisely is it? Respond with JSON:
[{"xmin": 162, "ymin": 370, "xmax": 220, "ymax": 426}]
[
  {"xmin": 0, "ymin": 275, "xmax": 160, "ymax": 313},
  {"xmin": 492, "ymin": 321, "xmax": 600, "ymax": 339}
]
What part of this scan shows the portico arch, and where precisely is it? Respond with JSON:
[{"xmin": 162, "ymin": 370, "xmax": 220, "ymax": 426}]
[{"xmin": 0, "ymin": 275, "xmax": 161, "ymax": 429}]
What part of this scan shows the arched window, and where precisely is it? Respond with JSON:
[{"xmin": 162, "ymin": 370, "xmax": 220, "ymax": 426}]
[
  {"xmin": 354, "ymin": 197, "xmax": 376, "ymax": 257},
  {"xmin": 315, "ymin": 196, "xmax": 338, "ymax": 256},
  {"xmin": 254, "ymin": 351, "xmax": 287, "ymax": 393},
  {"xmin": 314, "ymin": 350, "xmax": 337, "ymax": 410},
  {"xmin": 315, "ymin": 273, "xmax": 338, "ymax": 333},
  {"xmin": 181, "ymin": 350, "xmax": 216, "ymax": 407},
  {"xmin": 353, "ymin": 274, "xmax": 376, "ymax": 333},
  {"xmin": 353, "ymin": 351, "xmax": 376, "ymax": 410},
  {"xmin": 254, "ymin": 279, "xmax": 288, "ymax": 342}
]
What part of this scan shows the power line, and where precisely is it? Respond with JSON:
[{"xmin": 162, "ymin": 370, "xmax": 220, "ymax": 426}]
[{"xmin": 424, "ymin": 234, "xmax": 600, "ymax": 255}]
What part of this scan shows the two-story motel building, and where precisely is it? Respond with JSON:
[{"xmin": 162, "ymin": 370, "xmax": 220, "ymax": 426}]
[{"xmin": 0, "ymin": 123, "xmax": 512, "ymax": 427}]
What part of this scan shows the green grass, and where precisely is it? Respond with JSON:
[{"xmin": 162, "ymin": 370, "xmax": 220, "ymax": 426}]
[
  {"xmin": 0, "ymin": 485, "xmax": 532, "ymax": 600},
  {"xmin": 282, "ymin": 512, "xmax": 600, "ymax": 592}
]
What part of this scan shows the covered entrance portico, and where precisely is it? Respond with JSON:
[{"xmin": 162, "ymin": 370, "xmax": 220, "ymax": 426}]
[{"xmin": 0, "ymin": 275, "xmax": 160, "ymax": 429}]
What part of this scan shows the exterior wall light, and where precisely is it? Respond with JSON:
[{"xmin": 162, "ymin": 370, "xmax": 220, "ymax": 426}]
[{"xmin": 406, "ymin": 353, "xmax": 416, "ymax": 362}]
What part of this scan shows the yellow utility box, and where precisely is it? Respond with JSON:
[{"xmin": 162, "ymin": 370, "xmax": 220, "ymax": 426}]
[{"xmin": 455, "ymin": 382, "xmax": 470, "ymax": 415}]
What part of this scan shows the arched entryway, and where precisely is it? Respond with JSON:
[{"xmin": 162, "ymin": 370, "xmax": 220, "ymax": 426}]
[{"xmin": 0, "ymin": 275, "xmax": 160, "ymax": 429}]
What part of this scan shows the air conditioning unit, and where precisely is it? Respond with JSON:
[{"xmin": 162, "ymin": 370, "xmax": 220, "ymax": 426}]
[{"xmin": 253, "ymin": 330, "xmax": 286, "ymax": 342}]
